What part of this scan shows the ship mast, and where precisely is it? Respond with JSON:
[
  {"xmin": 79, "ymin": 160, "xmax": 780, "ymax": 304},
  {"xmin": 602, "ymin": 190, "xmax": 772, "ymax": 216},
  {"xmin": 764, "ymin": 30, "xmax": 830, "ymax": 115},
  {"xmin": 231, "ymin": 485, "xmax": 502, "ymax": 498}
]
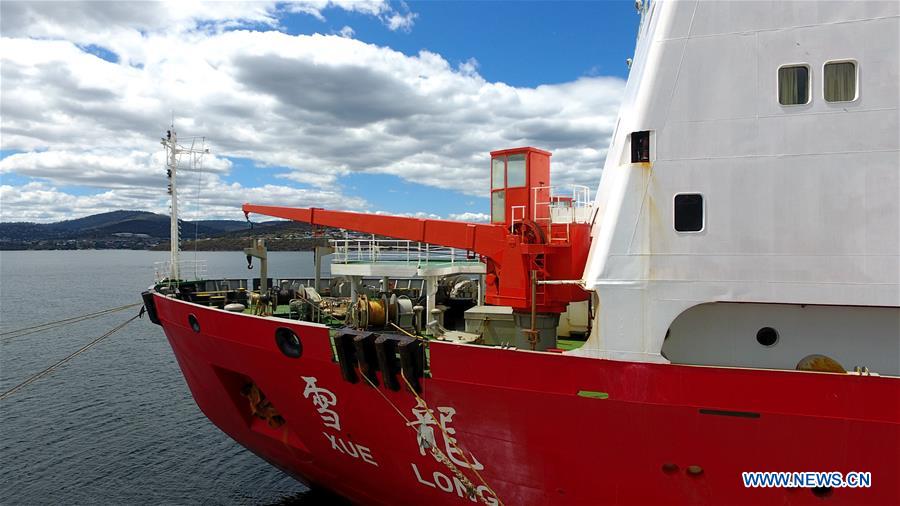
[{"xmin": 161, "ymin": 123, "xmax": 208, "ymax": 281}]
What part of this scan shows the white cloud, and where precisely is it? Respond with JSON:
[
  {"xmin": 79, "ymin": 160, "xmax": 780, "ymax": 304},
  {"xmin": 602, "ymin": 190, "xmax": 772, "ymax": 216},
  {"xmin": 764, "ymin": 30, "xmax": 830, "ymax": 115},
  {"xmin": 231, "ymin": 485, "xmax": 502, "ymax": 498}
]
[
  {"xmin": 0, "ymin": 150, "xmax": 231, "ymax": 189},
  {"xmin": 457, "ymin": 57, "xmax": 479, "ymax": 77},
  {"xmin": 372, "ymin": 210, "xmax": 441, "ymax": 219},
  {"xmin": 0, "ymin": 177, "xmax": 367, "ymax": 223},
  {"xmin": 0, "ymin": 1, "xmax": 417, "ymax": 64},
  {"xmin": 285, "ymin": 0, "xmax": 393, "ymax": 20},
  {"xmin": 338, "ymin": 25, "xmax": 355, "ymax": 38},
  {"xmin": 1, "ymin": 181, "xmax": 167, "ymax": 223},
  {"xmin": 385, "ymin": 11, "xmax": 416, "ymax": 32},
  {"xmin": 448, "ymin": 212, "xmax": 490, "ymax": 223},
  {"xmin": 0, "ymin": 2, "xmax": 624, "ymax": 223}
]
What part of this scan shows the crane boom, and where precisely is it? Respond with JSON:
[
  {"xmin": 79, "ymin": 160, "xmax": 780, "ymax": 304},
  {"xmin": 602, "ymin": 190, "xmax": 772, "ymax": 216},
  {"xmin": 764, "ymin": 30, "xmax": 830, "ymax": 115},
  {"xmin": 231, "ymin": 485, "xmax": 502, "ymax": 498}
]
[{"xmin": 242, "ymin": 204, "xmax": 509, "ymax": 261}]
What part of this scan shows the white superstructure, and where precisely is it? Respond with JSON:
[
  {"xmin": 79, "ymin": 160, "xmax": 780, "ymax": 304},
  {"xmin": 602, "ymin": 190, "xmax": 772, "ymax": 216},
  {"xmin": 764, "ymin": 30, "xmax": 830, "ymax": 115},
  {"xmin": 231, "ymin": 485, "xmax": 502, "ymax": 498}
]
[{"xmin": 579, "ymin": 0, "xmax": 899, "ymax": 375}]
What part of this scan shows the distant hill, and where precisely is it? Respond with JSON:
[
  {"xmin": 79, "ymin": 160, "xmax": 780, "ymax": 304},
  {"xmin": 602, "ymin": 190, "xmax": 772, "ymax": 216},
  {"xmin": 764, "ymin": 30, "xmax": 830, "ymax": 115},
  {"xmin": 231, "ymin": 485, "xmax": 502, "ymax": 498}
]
[
  {"xmin": 53, "ymin": 210, "xmax": 165, "ymax": 234},
  {"xmin": 0, "ymin": 210, "xmax": 323, "ymax": 250}
]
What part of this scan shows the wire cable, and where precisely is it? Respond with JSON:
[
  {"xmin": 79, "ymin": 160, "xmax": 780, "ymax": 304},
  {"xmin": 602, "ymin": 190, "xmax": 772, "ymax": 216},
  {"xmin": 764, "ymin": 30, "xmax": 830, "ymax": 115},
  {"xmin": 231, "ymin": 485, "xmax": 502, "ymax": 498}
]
[
  {"xmin": 0, "ymin": 303, "xmax": 142, "ymax": 341},
  {"xmin": 0, "ymin": 312, "xmax": 141, "ymax": 401}
]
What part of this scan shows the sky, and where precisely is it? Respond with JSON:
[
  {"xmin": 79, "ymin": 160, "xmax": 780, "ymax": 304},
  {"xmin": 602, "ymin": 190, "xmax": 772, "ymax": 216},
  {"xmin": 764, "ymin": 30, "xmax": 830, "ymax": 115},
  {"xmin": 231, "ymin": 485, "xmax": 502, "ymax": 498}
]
[{"xmin": 0, "ymin": 1, "xmax": 639, "ymax": 223}]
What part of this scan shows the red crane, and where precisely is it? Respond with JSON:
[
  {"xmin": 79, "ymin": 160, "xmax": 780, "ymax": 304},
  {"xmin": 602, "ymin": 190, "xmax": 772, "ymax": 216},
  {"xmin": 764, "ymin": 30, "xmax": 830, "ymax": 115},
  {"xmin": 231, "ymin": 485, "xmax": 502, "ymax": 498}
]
[{"xmin": 243, "ymin": 147, "xmax": 591, "ymax": 315}]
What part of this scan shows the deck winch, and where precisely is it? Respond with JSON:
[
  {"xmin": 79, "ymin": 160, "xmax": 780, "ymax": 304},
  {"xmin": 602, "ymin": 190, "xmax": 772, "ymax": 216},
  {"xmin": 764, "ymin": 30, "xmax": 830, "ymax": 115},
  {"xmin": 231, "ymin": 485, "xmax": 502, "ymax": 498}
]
[{"xmin": 352, "ymin": 293, "xmax": 419, "ymax": 333}]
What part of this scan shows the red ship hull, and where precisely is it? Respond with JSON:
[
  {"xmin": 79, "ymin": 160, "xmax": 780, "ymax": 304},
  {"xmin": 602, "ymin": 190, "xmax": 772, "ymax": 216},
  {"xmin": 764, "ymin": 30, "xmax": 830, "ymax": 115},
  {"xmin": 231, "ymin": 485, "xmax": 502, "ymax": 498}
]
[{"xmin": 152, "ymin": 293, "xmax": 899, "ymax": 505}]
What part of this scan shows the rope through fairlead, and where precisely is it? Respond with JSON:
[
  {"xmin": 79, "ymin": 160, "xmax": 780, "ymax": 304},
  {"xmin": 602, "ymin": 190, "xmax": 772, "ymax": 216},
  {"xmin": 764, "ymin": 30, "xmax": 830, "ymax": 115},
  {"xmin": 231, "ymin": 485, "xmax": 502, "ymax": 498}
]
[
  {"xmin": 400, "ymin": 371, "xmax": 504, "ymax": 506},
  {"xmin": 0, "ymin": 302, "xmax": 142, "ymax": 341},
  {"xmin": 0, "ymin": 311, "xmax": 142, "ymax": 401},
  {"xmin": 358, "ymin": 368, "xmax": 504, "ymax": 506}
]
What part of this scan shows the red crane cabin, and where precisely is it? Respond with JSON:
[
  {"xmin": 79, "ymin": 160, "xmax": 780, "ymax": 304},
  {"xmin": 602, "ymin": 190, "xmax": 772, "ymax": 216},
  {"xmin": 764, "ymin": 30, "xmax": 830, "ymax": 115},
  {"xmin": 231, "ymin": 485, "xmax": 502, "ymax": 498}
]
[{"xmin": 489, "ymin": 147, "xmax": 551, "ymax": 228}]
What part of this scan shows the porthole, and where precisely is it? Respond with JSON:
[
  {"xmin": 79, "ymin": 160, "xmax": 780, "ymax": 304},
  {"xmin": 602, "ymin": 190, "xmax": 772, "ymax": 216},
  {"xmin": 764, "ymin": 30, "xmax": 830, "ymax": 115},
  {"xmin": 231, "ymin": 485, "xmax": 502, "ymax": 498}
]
[
  {"xmin": 188, "ymin": 314, "xmax": 201, "ymax": 333},
  {"xmin": 756, "ymin": 327, "xmax": 778, "ymax": 347},
  {"xmin": 275, "ymin": 327, "xmax": 302, "ymax": 358}
]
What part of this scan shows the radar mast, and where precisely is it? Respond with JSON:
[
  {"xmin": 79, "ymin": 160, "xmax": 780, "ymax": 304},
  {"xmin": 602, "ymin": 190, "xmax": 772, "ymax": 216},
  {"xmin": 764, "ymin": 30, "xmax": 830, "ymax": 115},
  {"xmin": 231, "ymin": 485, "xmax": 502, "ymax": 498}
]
[{"xmin": 161, "ymin": 121, "xmax": 208, "ymax": 281}]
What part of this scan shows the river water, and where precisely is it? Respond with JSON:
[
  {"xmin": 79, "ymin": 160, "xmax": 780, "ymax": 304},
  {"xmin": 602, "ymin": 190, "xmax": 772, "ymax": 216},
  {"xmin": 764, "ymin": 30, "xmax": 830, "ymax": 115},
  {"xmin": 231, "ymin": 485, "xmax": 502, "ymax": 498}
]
[{"xmin": 0, "ymin": 250, "xmax": 343, "ymax": 505}]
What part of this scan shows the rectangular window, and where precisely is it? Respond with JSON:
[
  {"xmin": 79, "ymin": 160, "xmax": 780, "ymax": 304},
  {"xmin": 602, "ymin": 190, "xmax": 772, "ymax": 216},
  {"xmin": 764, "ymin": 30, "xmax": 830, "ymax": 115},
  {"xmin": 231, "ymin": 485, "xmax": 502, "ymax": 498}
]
[
  {"xmin": 506, "ymin": 153, "xmax": 526, "ymax": 187},
  {"xmin": 491, "ymin": 158, "xmax": 505, "ymax": 189},
  {"xmin": 631, "ymin": 131, "xmax": 650, "ymax": 163},
  {"xmin": 491, "ymin": 191, "xmax": 505, "ymax": 223},
  {"xmin": 674, "ymin": 193, "xmax": 704, "ymax": 232},
  {"xmin": 778, "ymin": 65, "xmax": 810, "ymax": 105},
  {"xmin": 824, "ymin": 61, "xmax": 856, "ymax": 102}
]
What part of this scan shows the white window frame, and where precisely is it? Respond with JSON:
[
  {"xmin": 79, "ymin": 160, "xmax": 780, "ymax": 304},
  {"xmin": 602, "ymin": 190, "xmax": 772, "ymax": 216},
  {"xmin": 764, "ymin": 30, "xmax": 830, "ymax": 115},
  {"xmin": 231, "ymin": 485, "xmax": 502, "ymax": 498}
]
[
  {"xmin": 672, "ymin": 192, "xmax": 706, "ymax": 234},
  {"xmin": 776, "ymin": 63, "xmax": 812, "ymax": 106},
  {"xmin": 822, "ymin": 59, "xmax": 859, "ymax": 103}
]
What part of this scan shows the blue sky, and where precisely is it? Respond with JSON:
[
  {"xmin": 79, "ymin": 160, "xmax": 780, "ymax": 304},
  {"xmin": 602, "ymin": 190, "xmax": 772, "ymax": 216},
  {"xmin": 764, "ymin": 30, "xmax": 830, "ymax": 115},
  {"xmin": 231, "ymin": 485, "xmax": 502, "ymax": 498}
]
[
  {"xmin": 0, "ymin": 1, "xmax": 638, "ymax": 222},
  {"xmin": 280, "ymin": 1, "xmax": 637, "ymax": 85},
  {"xmin": 232, "ymin": 1, "xmax": 638, "ymax": 218}
]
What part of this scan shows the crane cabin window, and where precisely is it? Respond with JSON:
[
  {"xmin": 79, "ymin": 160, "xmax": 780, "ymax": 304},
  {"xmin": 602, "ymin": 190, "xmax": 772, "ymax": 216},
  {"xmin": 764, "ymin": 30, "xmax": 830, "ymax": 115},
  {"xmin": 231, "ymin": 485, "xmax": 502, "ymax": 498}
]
[
  {"xmin": 506, "ymin": 154, "xmax": 526, "ymax": 187},
  {"xmin": 824, "ymin": 61, "xmax": 857, "ymax": 102},
  {"xmin": 491, "ymin": 190, "xmax": 505, "ymax": 223},
  {"xmin": 491, "ymin": 157, "xmax": 505, "ymax": 189},
  {"xmin": 778, "ymin": 65, "xmax": 810, "ymax": 105}
]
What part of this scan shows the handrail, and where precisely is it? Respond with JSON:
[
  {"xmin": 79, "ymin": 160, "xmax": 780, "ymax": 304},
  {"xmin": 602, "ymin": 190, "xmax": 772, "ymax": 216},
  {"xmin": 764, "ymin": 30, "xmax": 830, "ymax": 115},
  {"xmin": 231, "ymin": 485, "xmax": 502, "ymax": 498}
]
[
  {"xmin": 530, "ymin": 185, "xmax": 593, "ymax": 243},
  {"xmin": 510, "ymin": 205, "xmax": 526, "ymax": 233},
  {"xmin": 330, "ymin": 239, "xmax": 473, "ymax": 266},
  {"xmin": 154, "ymin": 259, "xmax": 208, "ymax": 283}
]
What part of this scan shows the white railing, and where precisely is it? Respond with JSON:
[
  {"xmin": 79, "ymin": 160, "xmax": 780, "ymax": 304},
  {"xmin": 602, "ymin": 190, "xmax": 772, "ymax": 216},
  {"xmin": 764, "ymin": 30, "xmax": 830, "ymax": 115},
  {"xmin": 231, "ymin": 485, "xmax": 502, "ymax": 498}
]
[
  {"xmin": 154, "ymin": 259, "xmax": 208, "ymax": 283},
  {"xmin": 330, "ymin": 239, "xmax": 474, "ymax": 266},
  {"xmin": 531, "ymin": 185, "xmax": 593, "ymax": 242}
]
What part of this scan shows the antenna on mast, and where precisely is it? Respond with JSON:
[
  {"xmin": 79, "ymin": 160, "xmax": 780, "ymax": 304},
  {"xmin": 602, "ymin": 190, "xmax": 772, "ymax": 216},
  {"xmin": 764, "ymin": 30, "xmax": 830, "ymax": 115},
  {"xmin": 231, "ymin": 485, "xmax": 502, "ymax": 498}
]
[{"xmin": 161, "ymin": 117, "xmax": 209, "ymax": 282}]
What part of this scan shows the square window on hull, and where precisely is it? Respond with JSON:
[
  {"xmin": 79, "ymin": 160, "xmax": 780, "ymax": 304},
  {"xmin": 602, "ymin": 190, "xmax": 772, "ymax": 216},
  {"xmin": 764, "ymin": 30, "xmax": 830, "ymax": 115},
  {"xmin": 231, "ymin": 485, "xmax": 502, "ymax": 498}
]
[
  {"xmin": 824, "ymin": 61, "xmax": 857, "ymax": 102},
  {"xmin": 674, "ymin": 194, "xmax": 704, "ymax": 232},
  {"xmin": 778, "ymin": 65, "xmax": 810, "ymax": 105},
  {"xmin": 631, "ymin": 131, "xmax": 650, "ymax": 163}
]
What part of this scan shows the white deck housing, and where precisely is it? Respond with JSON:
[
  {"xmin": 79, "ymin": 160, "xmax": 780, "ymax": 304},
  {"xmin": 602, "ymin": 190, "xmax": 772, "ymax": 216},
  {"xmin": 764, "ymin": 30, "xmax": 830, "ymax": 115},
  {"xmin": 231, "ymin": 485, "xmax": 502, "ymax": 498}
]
[{"xmin": 577, "ymin": 0, "xmax": 899, "ymax": 375}]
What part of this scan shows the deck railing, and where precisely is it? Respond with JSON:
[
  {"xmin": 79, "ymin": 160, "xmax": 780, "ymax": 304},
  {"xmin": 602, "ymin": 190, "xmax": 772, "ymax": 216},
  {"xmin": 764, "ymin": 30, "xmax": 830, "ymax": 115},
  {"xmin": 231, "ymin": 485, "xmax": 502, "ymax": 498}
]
[
  {"xmin": 530, "ymin": 184, "xmax": 593, "ymax": 242},
  {"xmin": 330, "ymin": 239, "xmax": 474, "ymax": 266},
  {"xmin": 154, "ymin": 259, "xmax": 208, "ymax": 283}
]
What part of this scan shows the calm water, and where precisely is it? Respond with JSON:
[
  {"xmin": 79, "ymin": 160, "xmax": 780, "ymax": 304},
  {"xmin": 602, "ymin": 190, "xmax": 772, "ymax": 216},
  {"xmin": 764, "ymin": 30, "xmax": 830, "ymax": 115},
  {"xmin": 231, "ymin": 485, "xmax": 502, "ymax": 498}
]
[{"xmin": 0, "ymin": 250, "xmax": 341, "ymax": 505}]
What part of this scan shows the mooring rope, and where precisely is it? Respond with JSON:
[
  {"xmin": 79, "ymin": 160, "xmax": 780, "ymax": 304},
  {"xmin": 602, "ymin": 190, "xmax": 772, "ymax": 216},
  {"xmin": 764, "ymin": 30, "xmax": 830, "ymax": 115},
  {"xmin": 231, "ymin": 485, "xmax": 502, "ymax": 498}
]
[
  {"xmin": 358, "ymin": 372, "xmax": 491, "ymax": 505},
  {"xmin": 0, "ymin": 302, "xmax": 142, "ymax": 341},
  {"xmin": 358, "ymin": 367, "xmax": 503, "ymax": 506},
  {"xmin": 388, "ymin": 322, "xmax": 421, "ymax": 340},
  {"xmin": 401, "ymin": 371, "xmax": 504, "ymax": 506},
  {"xmin": 0, "ymin": 311, "xmax": 141, "ymax": 401}
]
